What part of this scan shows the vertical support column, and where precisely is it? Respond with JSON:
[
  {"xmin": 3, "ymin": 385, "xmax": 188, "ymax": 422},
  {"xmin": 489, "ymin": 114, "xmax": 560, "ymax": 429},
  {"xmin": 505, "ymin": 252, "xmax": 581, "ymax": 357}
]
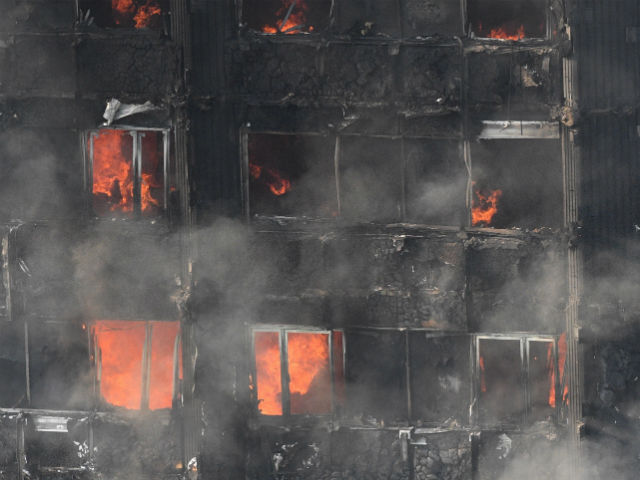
[{"xmin": 562, "ymin": 38, "xmax": 583, "ymax": 476}]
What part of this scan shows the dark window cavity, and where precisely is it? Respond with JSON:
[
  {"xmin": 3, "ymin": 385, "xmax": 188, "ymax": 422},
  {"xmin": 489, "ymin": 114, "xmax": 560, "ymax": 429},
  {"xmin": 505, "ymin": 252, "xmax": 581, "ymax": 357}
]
[
  {"xmin": 468, "ymin": 0, "xmax": 547, "ymax": 39},
  {"xmin": 79, "ymin": 0, "xmax": 170, "ymax": 30}
]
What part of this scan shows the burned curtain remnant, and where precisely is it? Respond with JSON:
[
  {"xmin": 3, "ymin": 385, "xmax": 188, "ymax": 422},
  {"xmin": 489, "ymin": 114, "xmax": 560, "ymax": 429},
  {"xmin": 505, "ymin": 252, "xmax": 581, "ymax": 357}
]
[
  {"xmin": 478, "ymin": 338, "xmax": 524, "ymax": 425},
  {"xmin": 79, "ymin": 0, "xmax": 169, "ymax": 30},
  {"xmin": 253, "ymin": 329, "xmax": 344, "ymax": 416},
  {"xmin": 243, "ymin": 0, "xmax": 330, "ymax": 34},
  {"xmin": 471, "ymin": 139, "xmax": 562, "ymax": 229},
  {"xmin": 468, "ymin": 0, "xmax": 547, "ymax": 39},
  {"xmin": 92, "ymin": 320, "xmax": 181, "ymax": 410},
  {"xmin": 248, "ymin": 134, "xmax": 337, "ymax": 218},
  {"xmin": 90, "ymin": 129, "xmax": 166, "ymax": 218}
]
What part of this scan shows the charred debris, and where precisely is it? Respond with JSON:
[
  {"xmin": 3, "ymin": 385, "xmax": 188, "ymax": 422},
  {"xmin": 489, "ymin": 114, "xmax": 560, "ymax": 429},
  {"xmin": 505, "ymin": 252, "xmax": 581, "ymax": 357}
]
[{"xmin": 0, "ymin": 0, "xmax": 639, "ymax": 479}]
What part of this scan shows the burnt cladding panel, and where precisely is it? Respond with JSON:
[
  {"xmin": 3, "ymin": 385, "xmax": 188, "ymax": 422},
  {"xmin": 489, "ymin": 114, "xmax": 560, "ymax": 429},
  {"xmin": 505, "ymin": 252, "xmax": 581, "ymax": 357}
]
[
  {"xmin": 403, "ymin": 0, "xmax": 462, "ymax": 37},
  {"xmin": 345, "ymin": 330, "xmax": 407, "ymax": 421}
]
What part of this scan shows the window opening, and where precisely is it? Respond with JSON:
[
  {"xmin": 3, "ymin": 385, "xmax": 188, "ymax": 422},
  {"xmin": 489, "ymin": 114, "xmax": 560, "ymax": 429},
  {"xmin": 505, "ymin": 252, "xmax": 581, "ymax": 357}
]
[
  {"xmin": 79, "ymin": 0, "xmax": 169, "ymax": 30},
  {"xmin": 468, "ymin": 0, "xmax": 547, "ymax": 40},
  {"xmin": 248, "ymin": 133, "xmax": 337, "ymax": 218},
  {"xmin": 242, "ymin": 0, "xmax": 330, "ymax": 34},
  {"xmin": 92, "ymin": 320, "xmax": 181, "ymax": 411},
  {"xmin": 528, "ymin": 339, "xmax": 557, "ymax": 421},
  {"xmin": 89, "ymin": 129, "xmax": 168, "ymax": 219},
  {"xmin": 471, "ymin": 139, "xmax": 562, "ymax": 229},
  {"xmin": 252, "ymin": 328, "xmax": 344, "ymax": 416}
]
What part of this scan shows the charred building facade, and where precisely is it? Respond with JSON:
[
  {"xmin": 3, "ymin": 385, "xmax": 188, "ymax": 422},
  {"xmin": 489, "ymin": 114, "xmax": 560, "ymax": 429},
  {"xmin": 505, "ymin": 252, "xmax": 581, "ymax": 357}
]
[{"xmin": 0, "ymin": 0, "xmax": 639, "ymax": 479}]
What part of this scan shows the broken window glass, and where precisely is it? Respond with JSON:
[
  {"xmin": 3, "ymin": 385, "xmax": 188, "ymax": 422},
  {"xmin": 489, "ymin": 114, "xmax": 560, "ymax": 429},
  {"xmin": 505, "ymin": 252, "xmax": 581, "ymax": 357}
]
[
  {"xmin": 79, "ymin": 0, "xmax": 169, "ymax": 30},
  {"xmin": 92, "ymin": 320, "xmax": 181, "ymax": 411},
  {"xmin": 89, "ymin": 129, "xmax": 169, "ymax": 219},
  {"xmin": 243, "ymin": 0, "xmax": 330, "ymax": 34},
  {"xmin": 478, "ymin": 338, "xmax": 524, "ymax": 425},
  {"xmin": 248, "ymin": 134, "xmax": 337, "ymax": 218},
  {"xmin": 252, "ymin": 328, "xmax": 344, "ymax": 416},
  {"xmin": 468, "ymin": 0, "xmax": 547, "ymax": 39},
  {"xmin": 471, "ymin": 139, "xmax": 562, "ymax": 229}
]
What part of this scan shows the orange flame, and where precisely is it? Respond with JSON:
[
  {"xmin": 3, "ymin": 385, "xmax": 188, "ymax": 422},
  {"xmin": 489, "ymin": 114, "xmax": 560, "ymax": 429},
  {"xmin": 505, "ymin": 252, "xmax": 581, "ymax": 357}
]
[
  {"xmin": 262, "ymin": 0, "xmax": 312, "ymax": 34},
  {"xmin": 472, "ymin": 183, "xmax": 502, "ymax": 226},
  {"xmin": 254, "ymin": 332, "xmax": 282, "ymax": 415},
  {"xmin": 92, "ymin": 320, "xmax": 181, "ymax": 410},
  {"xmin": 288, "ymin": 333, "xmax": 330, "ymax": 414},
  {"xmin": 140, "ymin": 132, "xmax": 163, "ymax": 214},
  {"xmin": 479, "ymin": 356, "xmax": 487, "ymax": 393},
  {"xmin": 249, "ymin": 162, "xmax": 292, "ymax": 196},
  {"xmin": 558, "ymin": 333, "xmax": 569, "ymax": 405},
  {"xmin": 92, "ymin": 130, "xmax": 134, "ymax": 214},
  {"xmin": 489, "ymin": 25, "xmax": 526, "ymax": 41},
  {"xmin": 112, "ymin": 0, "xmax": 162, "ymax": 29},
  {"xmin": 546, "ymin": 341, "xmax": 556, "ymax": 408}
]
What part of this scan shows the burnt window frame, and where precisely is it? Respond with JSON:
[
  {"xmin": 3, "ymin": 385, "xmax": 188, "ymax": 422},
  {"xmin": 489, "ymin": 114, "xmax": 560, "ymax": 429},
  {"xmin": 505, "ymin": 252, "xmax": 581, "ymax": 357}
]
[
  {"xmin": 465, "ymin": 0, "xmax": 552, "ymax": 40},
  {"xmin": 242, "ymin": 130, "xmax": 466, "ymax": 226},
  {"xmin": 473, "ymin": 334, "xmax": 563, "ymax": 428},
  {"xmin": 85, "ymin": 127, "xmax": 171, "ymax": 220},
  {"xmin": 91, "ymin": 319, "xmax": 183, "ymax": 412},
  {"xmin": 250, "ymin": 325, "xmax": 345, "ymax": 419},
  {"xmin": 76, "ymin": 0, "xmax": 171, "ymax": 34}
]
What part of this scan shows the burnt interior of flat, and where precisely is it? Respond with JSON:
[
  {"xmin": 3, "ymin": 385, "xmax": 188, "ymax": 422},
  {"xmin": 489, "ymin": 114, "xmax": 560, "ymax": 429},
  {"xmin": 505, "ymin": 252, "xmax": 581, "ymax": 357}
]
[
  {"xmin": 79, "ymin": 0, "xmax": 169, "ymax": 30},
  {"xmin": 242, "ymin": 0, "xmax": 331, "ymax": 34},
  {"xmin": 468, "ymin": 0, "xmax": 547, "ymax": 39},
  {"xmin": 248, "ymin": 134, "xmax": 337, "ymax": 218},
  {"xmin": 472, "ymin": 139, "xmax": 562, "ymax": 229}
]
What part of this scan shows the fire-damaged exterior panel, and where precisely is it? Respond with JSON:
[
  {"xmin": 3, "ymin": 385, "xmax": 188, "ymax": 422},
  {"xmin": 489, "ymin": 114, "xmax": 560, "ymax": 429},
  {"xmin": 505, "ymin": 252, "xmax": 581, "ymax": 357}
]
[{"xmin": 0, "ymin": 0, "xmax": 639, "ymax": 479}]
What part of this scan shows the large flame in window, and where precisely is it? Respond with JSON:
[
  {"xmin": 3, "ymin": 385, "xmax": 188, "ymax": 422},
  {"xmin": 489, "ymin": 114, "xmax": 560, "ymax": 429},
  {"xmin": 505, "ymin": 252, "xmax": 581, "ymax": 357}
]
[
  {"xmin": 93, "ymin": 320, "xmax": 181, "ymax": 410},
  {"xmin": 254, "ymin": 331, "xmax": 282, "ymax": 415},
  {"xmin": 488, "ymin": 24, "xmax": 525, "ymax": 40},
  {"xmin": 262, "ymin": 0, "xmax": 313, "ymax": 34},
  {"xmin": 288, "ymin": 332, "xmax": 330, "ymax": 414},
  {"xmin": 92, "ymin": 130, "xmax": 134, "ymax": 215}
]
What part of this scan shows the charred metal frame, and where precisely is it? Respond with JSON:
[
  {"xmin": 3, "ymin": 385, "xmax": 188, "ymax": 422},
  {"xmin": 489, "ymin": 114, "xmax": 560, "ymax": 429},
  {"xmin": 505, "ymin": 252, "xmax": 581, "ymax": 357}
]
[
  {"xmin": 250, "ymin": 325, "xmax": 344, "ymax": 419},
  {"xmin": 84, "ymin": 127, "xmax": 171, "ymax": 220},
  {"xmin": 472, "ymin": 334, "xmax": 561, "ymax": 428}
]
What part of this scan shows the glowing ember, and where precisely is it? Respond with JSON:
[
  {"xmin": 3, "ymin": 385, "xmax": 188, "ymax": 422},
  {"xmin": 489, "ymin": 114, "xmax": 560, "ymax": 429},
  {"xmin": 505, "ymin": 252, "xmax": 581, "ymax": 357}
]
[
  {"xmin": 262, "ymin": 0, "xmax": 312, "ymax": 34},
  {"xmin": 288, "ymin": 333, "xmax": 330, "ymax": 414},
  {"xmin": 249, "ymin": 161, "xmax": 292, "ymax": 196},
  {"xmin": 92, "ymin": 130, "xmax": 134, "ymax": 215},
  {"xmin": 93, "ymin": 320, "xmax": 181, "ymax": 410},
  {"xmin": 472, "ymin": 183, "xmax": 502, "ymax": 226},
  {"xmin": 112, "ymin": 0, "xmax": 162, "ymax": 29},
  {"xmin": 488, "ymin": 25, "xmax": 526, "ymax": 41},
  {"xmin": 479, "ymin": 356, "xmax": 487, "ymax": 393},
  {"xmin": 254, "ymin": 331, "xmax": 282, "ymax": 415}
]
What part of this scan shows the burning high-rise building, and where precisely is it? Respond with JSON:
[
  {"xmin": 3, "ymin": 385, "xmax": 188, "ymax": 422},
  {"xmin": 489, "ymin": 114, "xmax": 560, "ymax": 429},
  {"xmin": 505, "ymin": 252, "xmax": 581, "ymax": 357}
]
[{"xmin": 0, "ymin": 0, "xmax": 638, "ymax": 479}]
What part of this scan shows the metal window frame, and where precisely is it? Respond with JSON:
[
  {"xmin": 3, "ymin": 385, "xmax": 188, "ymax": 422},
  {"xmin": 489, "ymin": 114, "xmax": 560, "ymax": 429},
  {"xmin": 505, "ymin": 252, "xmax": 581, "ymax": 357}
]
[
  {"xmin": 473, "ymin": 334, "xmax": 558, "ymax": 428},
  {"xmin": 85, "ymin": 127, "xmax": 170, "ymax": 220},
  {"xmin": 250, "ymin": 325, "xmax": 345, "ymax": 418}
]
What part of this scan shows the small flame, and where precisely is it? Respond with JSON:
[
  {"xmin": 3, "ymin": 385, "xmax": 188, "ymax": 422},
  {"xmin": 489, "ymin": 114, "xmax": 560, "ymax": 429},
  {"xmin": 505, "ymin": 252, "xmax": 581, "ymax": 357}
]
[
  {"xmin": 558, "ymin": 333, "xmax": 569, "ymax": 405},
  {"xmin": 249, "ymin": 162, "xmax": 292, "ymax": 196},
  {"xmin": 112, "ymin": 0, "xmax": 162, "ymax": 29},
  {"xmin": 488, "ymin": 25, "xmax": 526, "ymax": 41},
  {"xmin": 547, "ymin": 341, "xmax": 556, "ymax": 408},
  {"xmin": 262, "ymin": 0, "xmax": 312, "ymax": 34},
  {"xmin": 479, "ymin": 356, "xmax": 487, "ymax": 393},
  {"xmin": 472, "ymin": 183, "xmax": 502, "ymax": 226}
]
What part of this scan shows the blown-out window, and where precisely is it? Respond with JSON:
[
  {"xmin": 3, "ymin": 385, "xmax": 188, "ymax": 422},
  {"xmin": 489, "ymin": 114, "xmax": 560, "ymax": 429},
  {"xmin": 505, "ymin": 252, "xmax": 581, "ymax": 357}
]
[
  {"xmin": 252, "ymin": 328, "xmax": 345, "ymax": 416},
  {"xmin": 88, "ymin": 129, "xmax": 169, "ymax": 218},
  {"xmin": 468, "ymin": 0, "xmax": 547, "ymax": 40},
  {"xmin": 92, "ymin": 320, "xmax": 181, "ymax": 410},
  {"xmin": 476, "ymin": 334, "xmax": 568, "ymax": 426},
  {"xmin": 79, "ymin": 0, "xmax": 170, "ymax": 30}
]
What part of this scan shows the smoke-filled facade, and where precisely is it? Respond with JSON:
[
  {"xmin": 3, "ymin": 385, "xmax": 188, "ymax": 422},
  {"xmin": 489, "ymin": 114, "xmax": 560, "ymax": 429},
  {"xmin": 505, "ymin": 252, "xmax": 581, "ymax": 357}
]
[{"xmin": 0, "ymin": 0, "xmax": 638, "ymax": 479}]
